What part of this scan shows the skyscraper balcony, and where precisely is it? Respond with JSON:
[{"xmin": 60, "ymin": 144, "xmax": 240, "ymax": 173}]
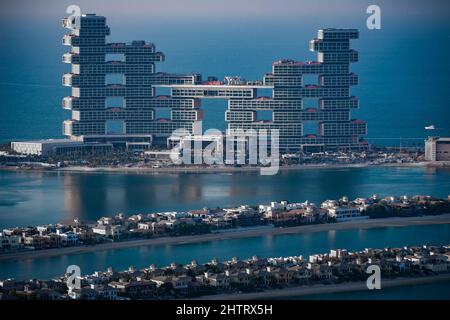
[
  {"xmin": 62, "ymin": 34, "xmax": 74, "ymax": 46},
  {"xmin": 63, "ymin": 120, "xmax": 74, "ymax": 136},
  {"xmin": 62, "ymin": 74, "xmax": 72, "ymax": 86},
  {"xmin": 62, "ymin": 97, "xmax": 73, "ymax": 110},
  {"xmin": 62, "ymin": 53, "xmax": 73, "ymax": 64},
  {"xmin": 62, "ymin": 17, "xmax": 76, "ymax": 29}
]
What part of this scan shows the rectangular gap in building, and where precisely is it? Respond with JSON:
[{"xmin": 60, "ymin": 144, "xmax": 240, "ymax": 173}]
[
  {"xmin": 106, "ymin": 120, "xmax": 125, "ymax": 135},
  {"xmin": 105, "ymin": 97, "xmax": 125, "ymax": 108},
  {"xmin": 257, "ymin": 88, "xmax": 273, "ymax": 98},
  {"xmin": 154, "ymin": 108, "xmax": 171, "ymax": 120},
  {"xmin": 302, "ymin": 98, "xmax": 319, "ymax": 109},
  {"xmin": 303, "ymin": 121, "xmax": 319, "ymax": 135},
  {"xmin": 256, "ymin": 110, "xmax": 273, "ymax": 122},
  {"xmin": 156, "ymin": 86, "xmax": 171, "ymax": 96},
  {"xmin": 302, "ymin": 74, "xmax": 318, "ymax": 86},
  {"xmin": 105, "ymin": 73, "xmax": 125, "ymax": 85},
  {"xmin": 105, "ymin": 53, "xmax": 125, "ymax": 62},
  {"xmin": 201, "ymin": 98, "xmax": 227, "ymax": 132}
]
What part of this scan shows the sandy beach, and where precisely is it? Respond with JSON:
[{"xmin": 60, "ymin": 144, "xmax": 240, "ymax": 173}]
[
  {"xmin": 195, "ymin": 273, "xmax": 450, "ymax": 300},
  {"xmin": 1, "ymin": 214, "xmax": 449, "ymax": 263}
]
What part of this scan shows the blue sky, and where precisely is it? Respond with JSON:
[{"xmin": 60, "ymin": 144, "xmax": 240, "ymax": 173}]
[{"xmin": 0, "ymin": 0, "xmax": 448, "ymax": 20}]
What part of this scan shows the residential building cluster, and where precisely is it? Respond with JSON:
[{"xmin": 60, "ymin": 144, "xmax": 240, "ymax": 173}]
[
  {"xmin": 1, "ymin": 244, "xmax": 449, "ymax": 300},
  {"xmin": 1, "ymin": 195, "xmax": 449, "ymax": 253}
]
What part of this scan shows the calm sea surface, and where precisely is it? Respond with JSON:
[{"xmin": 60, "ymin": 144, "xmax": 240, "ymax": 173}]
[{"xmin": 0, "ymin": 166, "xmax": 449, "ymax": 228}]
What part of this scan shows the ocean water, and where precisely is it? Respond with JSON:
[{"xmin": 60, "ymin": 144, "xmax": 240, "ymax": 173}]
[{"xmin": 0, "ymin": 10, "xmax": 449, "ymax": 145}]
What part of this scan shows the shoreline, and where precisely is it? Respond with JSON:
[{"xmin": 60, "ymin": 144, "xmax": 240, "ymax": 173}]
[
  {"xmin": 194, "ymin": 273, "xmax": 450, "ymax": 300},
  {"xmin": 1, "ymin": 214, "xmax": 450, "ymax": 263},
  {"xmin": 1, "ymin": 161, "xmax": 449, "ymax": 175}
]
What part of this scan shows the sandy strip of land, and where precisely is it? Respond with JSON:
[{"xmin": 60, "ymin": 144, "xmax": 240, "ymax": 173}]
[
  {"xmin": 1, "ymin": 214, "xmax": 450, "ymax": 263},
  {"xmin": 3, "ymin": 161, "xmax": 449, "ymax": 175},
  {"xmin": 53, "ymin": 161, "xmax": 438, "ymax": 174},
  {"xmin": 194, "ymin": 273, "xmax": 450, "ymax": 300}
]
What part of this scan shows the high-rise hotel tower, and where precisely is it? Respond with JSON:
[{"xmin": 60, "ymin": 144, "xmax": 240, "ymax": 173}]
[
  {"xmin": 13, "ymin": 17, "xmax": 367, "ymax": 156},
  {"xmin": 225, "ymin": 28, "xmax": 367, "ymax": 152},
  {"xmin": 61, "ymin": 13, "xmax": 202, "ymax": 148},
  {"xmin": 166, "ymin": 28, "xmax": 367, "ymax": 152}
]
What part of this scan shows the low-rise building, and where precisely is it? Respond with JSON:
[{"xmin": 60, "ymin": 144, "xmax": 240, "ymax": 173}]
[
  {"xmin": 92, "ymin": 225, "xmax": 125, "ymax": 238},
  {"xmin": 11, "ymin": 139, "xmax": 112, "ymax": 156},
  {"xmin": 137, "ymin": 222, "xmax": 152, "ymax": 230},
  {"xmin": 259, "ymin": 201, "xmax": 288, "ymax": 215},
  {"xmin": 23, "ymin": 234, "xmax": 62, "ymax": 249},
  {"xmin": 307, "ymin": 263, "xmax": 333, "ymax": 280},
  {"xmin": 198, "ymin": 272, "xmax": 230, "ymax": 289},
  {"xmin": 0, "ymin": 234, "xmax": 21, "ymax": 251},
  {"xmin": 425, "ymin": 137, "xmax": 450, "ymax": 161},
  {"xmin": 108, "ymin": 279, "xmax": 156, "ymax": 298},
  {"xmin": 225, "ymin": 270, "xmax": 251, "ymax": 287},
  {"xmin": 324, "ymin": 205, "xmax": 367, "ymax": 222},
  {"xmin": 58, "ymin": 231, "xmax": 78, "ymax": 246},
  {"xmin": 266, "ymin": 266, "xmax": 295, "ymax": 284}
]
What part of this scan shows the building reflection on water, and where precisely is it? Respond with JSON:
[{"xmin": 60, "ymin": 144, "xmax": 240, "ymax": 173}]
[
  {"xmin": 63, "ymin": 173, "xmax": 108, "ymax": 222},
  {"xmin": 58, "ymin": 168, "xmax": 386, "ymax": 222},
  {"xmin": 0, "ymin": 166, "xmax": 447, "ymax": 227}
]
